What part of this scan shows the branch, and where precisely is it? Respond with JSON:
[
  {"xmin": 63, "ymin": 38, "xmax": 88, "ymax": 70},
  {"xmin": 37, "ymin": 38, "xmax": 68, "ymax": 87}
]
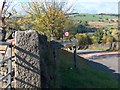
[{"xmin": 1, "ymin": 0, "xmax": 6, "ymax": 14}]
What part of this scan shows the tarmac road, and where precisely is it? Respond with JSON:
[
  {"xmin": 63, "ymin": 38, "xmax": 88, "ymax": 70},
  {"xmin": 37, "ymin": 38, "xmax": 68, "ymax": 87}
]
[{"xmin": 77, "ymin": 50, "xmax": 120, "ymax": 81}]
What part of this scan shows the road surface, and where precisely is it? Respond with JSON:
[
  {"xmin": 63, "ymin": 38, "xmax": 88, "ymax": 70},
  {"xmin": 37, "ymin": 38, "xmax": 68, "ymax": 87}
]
[{"xmin": 77, "ymin": 50, "xmax": 120, "ymax": 81}]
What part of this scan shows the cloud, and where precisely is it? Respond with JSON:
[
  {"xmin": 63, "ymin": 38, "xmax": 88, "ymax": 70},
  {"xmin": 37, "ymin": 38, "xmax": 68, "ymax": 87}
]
[
  {"xmin": 0, "ymin": 0, "xmax": 118, "ymax": 14},
  {"xmin": 75, "ymin": 0, "xmax": 119, "ymax": 3},
  {"xmin": 74, "ymin": 2, "xmax": 118, "ymax": 14}
]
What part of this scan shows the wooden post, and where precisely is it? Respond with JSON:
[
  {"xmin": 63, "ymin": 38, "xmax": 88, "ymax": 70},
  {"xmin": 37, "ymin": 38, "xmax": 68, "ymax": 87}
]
[{"xmin": 73, "ymin": 46, "xmax": 77, "ymax": 68}]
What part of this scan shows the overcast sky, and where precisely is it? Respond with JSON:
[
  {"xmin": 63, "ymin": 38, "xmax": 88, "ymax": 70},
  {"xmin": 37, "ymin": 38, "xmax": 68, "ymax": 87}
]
[{"xmin": 0, "ymin": 0, "xmax": 119, "ymax": 14}]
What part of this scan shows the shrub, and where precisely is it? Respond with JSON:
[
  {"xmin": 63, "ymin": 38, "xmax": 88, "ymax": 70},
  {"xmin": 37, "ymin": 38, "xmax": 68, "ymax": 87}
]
[
  {"xmin": 92, "ymin": 30, "xmax": 104, "ymax": 44},
  {"xmin": 75, "ymin": 34, "xmax": 92, "ymax": 49},
  {"xmin": 111, "ymin": 29, "xmax": 120, "ymax": 42},
  {"xmin": 102, "ymin": 35, "xmax": 114, "ymax": 44},
  {"xmin": 106, "ymin": 36, "xmax": 114, "ymax": 44},
  {"xmin": 92, "ymin": 29, "xmax": 120, "ymax": 45},
  {"xmin": 102, "ymin": 35, "xmax": 107, "ymax": 44}
]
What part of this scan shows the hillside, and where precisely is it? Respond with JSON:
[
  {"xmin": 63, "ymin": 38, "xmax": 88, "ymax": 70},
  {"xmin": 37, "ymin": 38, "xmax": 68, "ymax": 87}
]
[
  {"xmin": 71, "ymin": 14, "xmax": 117, "ymax": 22},
  {"xmin": 70, "ymin": 14, "xmax": 118, "ymax": 32},
  {"xmin": 57, "ymin": 49, "xmax": 119, "ymax": 88}
]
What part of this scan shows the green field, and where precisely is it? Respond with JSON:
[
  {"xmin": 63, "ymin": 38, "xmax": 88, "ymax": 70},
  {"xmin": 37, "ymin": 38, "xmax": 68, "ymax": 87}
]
[
  {"xmin": 57, "ymin": 49, "xmax": 119, "ymax": 88},
  {"xmin": 70, "ymin": 14, "xmax": 118, "ymax": 22},
  {"xmin": 68, "ymin": 14, "xmax": 118, "ymax": 35}
]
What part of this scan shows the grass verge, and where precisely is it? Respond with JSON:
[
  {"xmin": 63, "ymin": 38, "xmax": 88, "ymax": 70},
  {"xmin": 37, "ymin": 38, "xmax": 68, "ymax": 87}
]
[{"xmin": 57, "ymin": 49, "xmax": 119, "ymax": 88}]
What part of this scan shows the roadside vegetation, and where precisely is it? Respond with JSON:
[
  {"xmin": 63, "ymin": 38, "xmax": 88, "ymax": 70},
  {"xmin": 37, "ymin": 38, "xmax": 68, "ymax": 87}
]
[
  {"xmin": 58, "ymin": 49, "xmax": 119, "ymax": 88},
  {"xmin": 75, "ymin": 29, "xmax": 120, "ymax": 51}
]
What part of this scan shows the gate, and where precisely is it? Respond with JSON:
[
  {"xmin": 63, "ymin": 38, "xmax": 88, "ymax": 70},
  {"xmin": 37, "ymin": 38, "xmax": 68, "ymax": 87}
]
[{"xmin": 0, "ymin": 42, "xmax": 12, "ymax": 89}]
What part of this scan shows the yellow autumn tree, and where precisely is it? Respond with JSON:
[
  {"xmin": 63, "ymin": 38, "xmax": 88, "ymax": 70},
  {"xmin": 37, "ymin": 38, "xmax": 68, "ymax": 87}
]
[
  {"xmin": 7, "ymin": 15, "xmax": 33, "ymax": 30},
  {"xmin": 21, "ymin": 0, "xmax": 75, "ymax": 40}
]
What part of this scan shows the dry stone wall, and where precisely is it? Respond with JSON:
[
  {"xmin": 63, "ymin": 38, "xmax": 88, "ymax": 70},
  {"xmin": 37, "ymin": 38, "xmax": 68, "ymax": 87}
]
[
  {"xmin": 0, "ymin": 30, "xmax": 59, "ymax": 89},
  {"xmin": 14, "ymin": 31, "xmax": 41, "ymax": 89}
]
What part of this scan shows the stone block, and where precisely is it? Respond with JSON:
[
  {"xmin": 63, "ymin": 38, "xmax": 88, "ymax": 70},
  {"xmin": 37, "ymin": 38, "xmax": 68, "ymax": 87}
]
[{"xmin": 14, "ymin": 30, "xmax": 41, "ymax": 89}]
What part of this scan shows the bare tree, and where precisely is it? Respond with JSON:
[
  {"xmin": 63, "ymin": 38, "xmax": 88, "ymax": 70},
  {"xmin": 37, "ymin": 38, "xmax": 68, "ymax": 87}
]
[{"xmin": 0, "ymin": 0, "xmax": 14, "ymax": 29}]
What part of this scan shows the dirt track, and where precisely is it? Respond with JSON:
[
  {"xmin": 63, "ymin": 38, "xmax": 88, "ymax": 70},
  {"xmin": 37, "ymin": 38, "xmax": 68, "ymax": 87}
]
[{"xmin": 89, "ymin": 22, "xmax": 117, "ymax": 27}]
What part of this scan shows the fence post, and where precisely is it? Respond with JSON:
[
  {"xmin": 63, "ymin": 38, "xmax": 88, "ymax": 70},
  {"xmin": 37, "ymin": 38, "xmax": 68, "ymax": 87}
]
[
  {"xmin": 73, "ymin": 46, "xmax": 77, "ymax": 68},
  {"xmin": 7, "ymin": 43, "xmax": 12, "ymax": 90}
]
